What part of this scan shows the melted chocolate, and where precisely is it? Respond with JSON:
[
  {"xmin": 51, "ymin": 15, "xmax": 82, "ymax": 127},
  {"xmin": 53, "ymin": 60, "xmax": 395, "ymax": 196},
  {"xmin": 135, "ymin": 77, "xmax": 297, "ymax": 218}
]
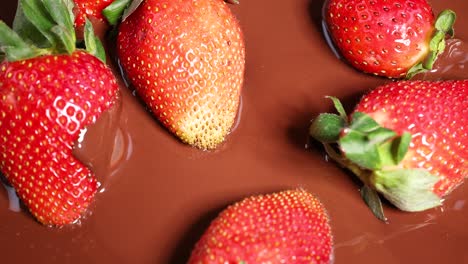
[{"xmin": 1, "ymin": 0, "xmax": 467, "ymax": 263}]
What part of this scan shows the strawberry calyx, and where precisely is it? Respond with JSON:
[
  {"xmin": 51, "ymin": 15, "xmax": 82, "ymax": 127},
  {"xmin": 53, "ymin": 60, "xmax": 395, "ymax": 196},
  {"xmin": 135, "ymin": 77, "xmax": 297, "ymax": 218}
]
[
  {"xmin": 310, "ymin": 96, "xmax": 441, "ymax": 221},
  {"xmin": 406, "ymin": 9, "xmax": 456, "ymax": 79},
  {"xmin": 0, "ymin": 0, "xmax": 105, "ymax": 62}
]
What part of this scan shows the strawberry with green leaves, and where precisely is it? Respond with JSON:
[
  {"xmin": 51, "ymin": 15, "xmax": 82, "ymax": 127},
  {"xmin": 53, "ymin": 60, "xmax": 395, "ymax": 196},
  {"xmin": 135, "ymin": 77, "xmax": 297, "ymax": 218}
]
[
  {"xmin": 0, "ymin": 0, "xmax": 118, "ymax": 225},
  {"xmin": 310, "ymin": 81, "xmax": 467, "ymax": 220},
  {"xmin": 324, "ymin": 0, "xmax": 456, "ymax": 78},
  {"xmin": 105, "ymin": 0, "xmax": 245, "ymax": 150},
  {"xmin": 188, "ymin": 189, "xmax": 333, "ymax": 264}
]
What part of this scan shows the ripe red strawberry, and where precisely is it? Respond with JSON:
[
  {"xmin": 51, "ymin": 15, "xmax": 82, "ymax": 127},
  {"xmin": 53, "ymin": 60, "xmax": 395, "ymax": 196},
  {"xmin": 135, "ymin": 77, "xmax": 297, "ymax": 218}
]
[
  {"xmin": 72, "ymin": 0, "xmax": 115, "ymax": 40},
  {"xmin": 0, "ymin": 0, "xmax": 118, "ymax": 225},
  {"xmin": 188, "ymin": 189, "xmax": 333, "ymax": 264},
  {"xmin": 324, "ymin": 0, "xmax": 456, "ymax": 78},
  {"xmin": 73, "ymin": 0, "xmax": 114, "ymax": 28},
  {"xmin": 114, "ymin": 0, "xmax": 245, "ymax": 150},
  {"xmin": 310, "ymin": 81, "xmax": 467, "ymax": 220}
]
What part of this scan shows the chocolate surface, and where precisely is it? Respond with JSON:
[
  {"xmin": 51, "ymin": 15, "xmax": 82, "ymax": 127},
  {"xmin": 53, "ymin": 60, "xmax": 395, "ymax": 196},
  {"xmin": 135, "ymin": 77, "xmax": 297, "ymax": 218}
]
[{"xmin": 1, "ymin": 0, "xmax": 468, "ymax": 263}]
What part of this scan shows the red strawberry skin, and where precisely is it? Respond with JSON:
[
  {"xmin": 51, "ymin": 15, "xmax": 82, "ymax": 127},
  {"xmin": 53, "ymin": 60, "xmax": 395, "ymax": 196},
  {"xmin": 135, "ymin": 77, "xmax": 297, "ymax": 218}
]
[
  {"xmin": 325, "ymin": 0, "xmax": 435, "ymax": 78},
  {"xmin": 117, "ymin": 0, "xmax": 245, "ymax": 149},
  {"xmin": 0, "ymin": 51, "xmax": 118, "ymax": 225},
  {"xmin": 355, "ymin": 80, "xmax": 468, "ymax": 196},
  {"xmin": 73, "ymin": 0, "xmax": 114, "ymax": 28},
  {"xmin": 188, "ymin": 190, "xmax": 333, "ymax": 264}
]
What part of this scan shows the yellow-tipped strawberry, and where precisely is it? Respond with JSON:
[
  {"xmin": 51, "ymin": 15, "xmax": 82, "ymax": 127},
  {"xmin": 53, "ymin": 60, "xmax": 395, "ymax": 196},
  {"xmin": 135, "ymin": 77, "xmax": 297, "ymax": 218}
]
[{"xmin": 107, "ymin": 0, "xmax": 245, "ymax": 150}]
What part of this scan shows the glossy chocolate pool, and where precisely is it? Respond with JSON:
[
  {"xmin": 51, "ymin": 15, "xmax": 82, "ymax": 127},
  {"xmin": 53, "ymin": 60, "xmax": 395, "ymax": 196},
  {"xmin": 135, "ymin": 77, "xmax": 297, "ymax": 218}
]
[{"xmin": 1, "ymin": 0, "xmax": 467, "ymax": 263}]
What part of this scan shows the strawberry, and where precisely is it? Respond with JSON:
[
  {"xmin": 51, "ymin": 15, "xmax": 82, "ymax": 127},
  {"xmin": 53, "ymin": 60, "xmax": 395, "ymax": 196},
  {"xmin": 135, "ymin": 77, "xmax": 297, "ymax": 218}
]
[
  {"xmin": 310, "ymin": 81, "xmax": 467, "ymax": 220},
  {"xmin": 72, "ymin": 0, "xmax": 115, "ymax": 40},
  {"xmin": 0, "ymin": 0, "xmax": 118, "ymax": 225},
  {"xmin": 324, "ymin": 0, "xmax": 456, "ymax": 78},
  {"xmin": 112, "ymin": 0, "xmax": 245, "ymax": 150},
  {"xmin": 188, "ymin": 189, "xmax": 333, "ymax": 264},
  {"xmin": 73, "ymin": 0, "xmax": 114, "ymax": 28}
]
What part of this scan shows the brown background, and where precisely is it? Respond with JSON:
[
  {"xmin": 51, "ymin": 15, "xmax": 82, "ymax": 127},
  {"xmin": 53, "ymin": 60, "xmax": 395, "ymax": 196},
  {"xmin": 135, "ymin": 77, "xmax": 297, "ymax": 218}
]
[{"xmin": 1, "ymin": 0, "xmax": 467, "ymax": 263}]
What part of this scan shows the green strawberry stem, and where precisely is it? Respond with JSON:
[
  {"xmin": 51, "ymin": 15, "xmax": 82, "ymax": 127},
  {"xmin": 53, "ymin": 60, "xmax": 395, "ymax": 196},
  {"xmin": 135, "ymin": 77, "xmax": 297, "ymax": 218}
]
[
  {"xmin": 0, "ymin": 0, "xmax": 106, "ymax": 62},
  {"xmin": 310, "ymin": 97, "xmax": 442, "ymax": 221},
  {"xmin": 103, "ymin": 0, "xmax": 133, "ymax": 26},
  {"xmin": 406, "ymin": 9, "xmax": 456, "ymax": 79}
]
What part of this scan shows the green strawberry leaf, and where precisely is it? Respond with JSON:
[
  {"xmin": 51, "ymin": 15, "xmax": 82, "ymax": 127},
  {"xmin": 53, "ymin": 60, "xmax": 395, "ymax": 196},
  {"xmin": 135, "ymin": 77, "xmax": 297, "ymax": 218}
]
[
  {"xmin": 424, "ymin": 31, "xmax": 446, "ymax": 69},
  {"xmin": 3, "ymin": 0, "xmax": 107, "ymax": 62},
  {"xmin": 0, "ymin": 21, "xmax": 46, "ymax": 61},
  {"xmin": 339, "ymin": 128, "xmax": 382, "ymax": 170},
  {"xmin": 63, "ymin": 0, "xmax": 76, "ymax": 23},
  {"xmin": 43, "ymin": 0, "xmax": 74, "ymax": 36},
  {"xmin": 367, "ymin": 127, "xmax": 396, "ymax": 146},
  {"xmin": 103, "ymin": 0, "xmax": 132, "ymax": 26},
  {"xmin": 349, "ymin": 112, "xmax": 381, "ymax": 133},
  {"xmin": 339, "ymin": 112, "xmax": 396, "ymax": 170},
  {"xmin": 326, "ymin": 96, "xmax": 348, "ymax": 123},
  {"xmin": 360, "ymin": 185, "xmax": 387, "ymax": 222},
  {"xmin": 19, "ymin": 0, "xmax": 57, "ymax": 47},
  {"xmin": 376, "ymin": 131, "xmax": 412, "ymax": 167},
  {"xmin": 84, "ymin": 19, "xmax": 106, "ymax": 63},
  {"xmin": 406, "ymin": 9, "xmax": 456, "ymax": 79},
  {"xmin": 43, "ymin": 0, "xmax": 76, "ymax": 53},
  {"xmin": 50, "ymin": 25, "xmax": 75, "ymax": 54},
  {"xmin": 406, "ymin": 63, "xmax": 426, "ymax": 79},
  {"xmin": 394, "ymin": 132, "xmax": 411, "ymax": 164},
  {"xmin": 12, "ymin": 1, "xmax": 49, "ymax": 48},
  {"xmin": 6, "ymin": 0, "xmax": 78, "ymax": 59},
  {"xmin": 122, "ymin": 0, "xmax": 144, "ymax": 22},
  {"xmin": 435, "ymin": 9, "xmax": 456, "ymax": 37},
  {"xmin": 309, "ymin": 113, "xmax": 345, "ymax": 143},
  {"xmin": 372, "ymin": 169, "xmax": 441, "ymax": 212}
]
